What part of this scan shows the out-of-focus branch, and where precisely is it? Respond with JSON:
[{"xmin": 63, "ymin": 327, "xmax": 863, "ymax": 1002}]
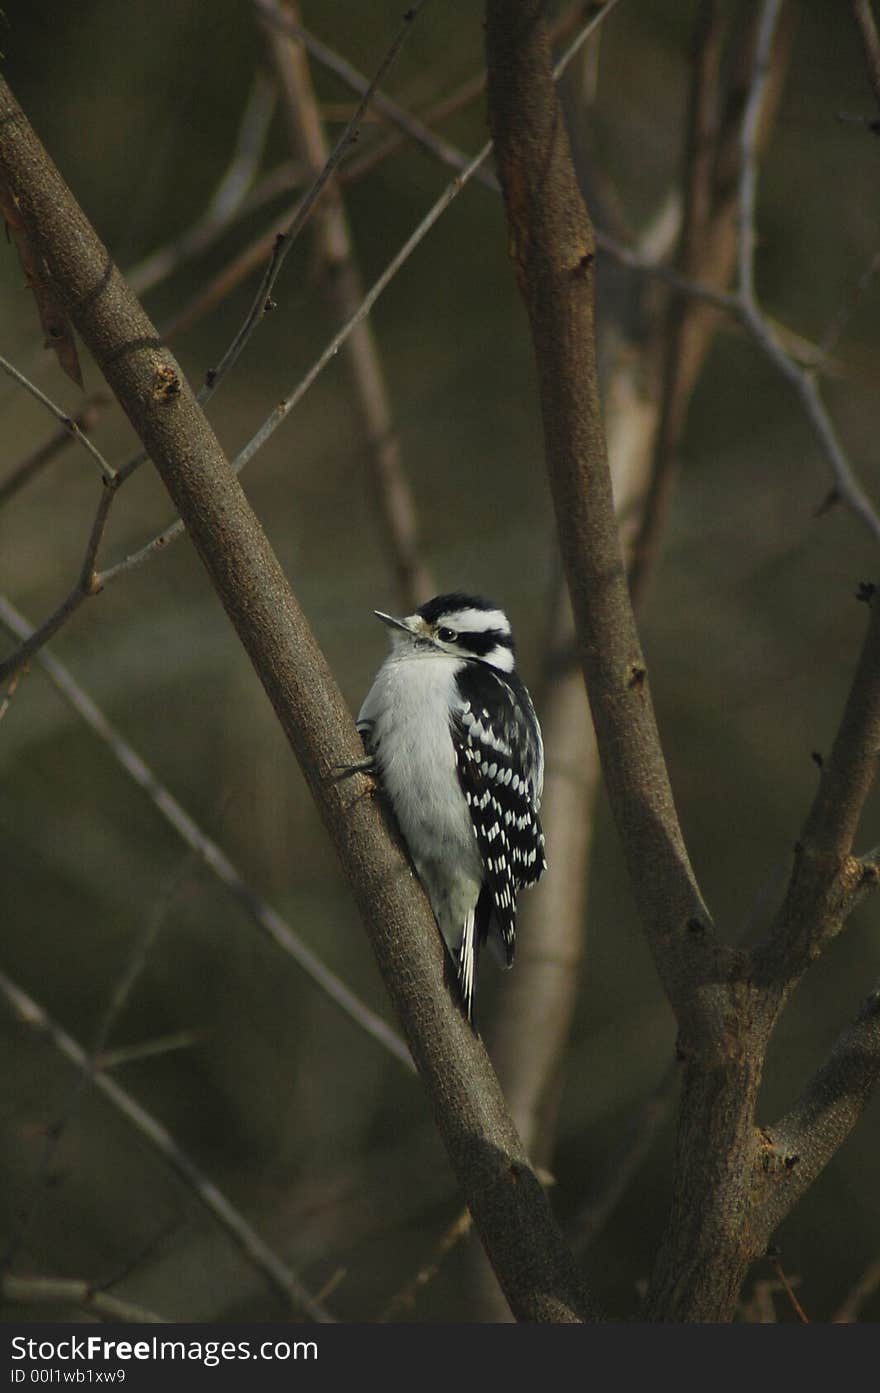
[
  {"xmin": 0, "ymin": 481, "xmax": 115, "ymax": 682},
  {"xmin": 486, "ymin": 0, "xmax": 727, "ymax": 1029},
  {"xmin": 0, "ymin": 354, "xmax": 114, "ymax": 482},
  {"xmin": 628, "ymin": 0, "xmax": 727, "ymax": 602},
  {"xmin": 203, "ymin": 1, "xmax": 427, "ymax": 404},
  {"xmin": 0, "ymin": 594, "xmax": 414, "ymax": 1074},
  {"xmin": 0, "ymin": 970, "xmax": 332, "ymax": 1320},
  {"xmin": 379, "ymin": 1207, "xmax": 473, "ymax": 1321},
  {"xmin": 733, "ymin": 0, "xmax": 880, "ymax": 544},
  {"xmin": 0, "ymin": 1275, "xmax": 165, "ymax": 1324},
  {"xmin": 484, "ymin": 0, "xmax": 880, "ymax": 1325},
  {"xmin": 833, "ymin": 1256, "xmax": 880, "ymax": 1322},
  {"xmin": 95, "ymin": 134, "xmax": 496, "ymax": 591},
  {"xmin": 0, "ymin": 395, "xmax": 107, "ymax": 507},
  {"xmin": 256, "ymin": 0, "xmax": 501, "ymax": 195},
  {"xmin": 128, "ymin": 69, "xmax": 279, "ymax": 298},
  {"xmin": 630, "ymin": 1, "xmax": 791, "ymax": 602},
  {"xmin": 853, "ymin": 0, "xmax": 880, "ymax": 111},
  {"xmin": 737, "ymin": 0, "xmax": 783, "ymax": 305},
  {"xmin": 4, "ymin": 859, "xmax": 190, "ymax": 1271},
  {"xmin": 571, "ymin": 1065, "xmax": 678, "ymax": 1253},
  {"xmin": 0, "ymin": 73, "xmax": 595, "ymax": 1324},
  {"xmin": 259, "ymin": 0, "xmax": 434, "ymax": 611}
]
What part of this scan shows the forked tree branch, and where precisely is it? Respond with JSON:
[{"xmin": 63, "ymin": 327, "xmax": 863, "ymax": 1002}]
[
  {"xmin": 485, "ymin": 0, "xmax": 880, "ymax": 1324},
  {"xmin": 485, "ymin": 0, "xmax": 732, "ymax": 1036},
  {"xmin": 260, "ymin": 0, "xmax": 434, "ymax": 611},
  {"xmin": 0, "ymin": 74, "xmax": 594, "ymax": 1324},
  {"xmin": 0, "ymin": 970, "xmax": 330, "ymax": 1320}
]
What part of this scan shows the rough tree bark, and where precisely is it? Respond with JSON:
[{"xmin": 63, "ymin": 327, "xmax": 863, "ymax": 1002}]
[
  {"xmin": 485, "ymin": 0, "xmax": 880, "ymax": 1322},
  {"xmin": 0, "ymin": 75, "xmax": 596, "ymax": 1324}
]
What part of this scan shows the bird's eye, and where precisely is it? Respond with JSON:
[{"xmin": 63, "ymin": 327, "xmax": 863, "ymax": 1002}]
[{"xmin": 437, "ymin": 626, "xmax": 457, "ymax": 643}]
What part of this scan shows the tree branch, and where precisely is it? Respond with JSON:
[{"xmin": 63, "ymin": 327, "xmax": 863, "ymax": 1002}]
[
  {"xmin": 259, "ymin": 0, "xmax": 434, "ymax": 611},
  {"xmin": 0, "ymin": 592, "xmax": 413, "ymax": 1073},
  {"xmin": 485, "ymin": 0, "xmax": 731, "ymax": 1034},
  {"xmin": 853, "ymin": 0, "xmax": 880, "ymax": 112},
  {"xmin": 0, "ymin": 969, "xmax": 331, "ymax": 1320},
  {"xmin": 1, "ymin": 1274, "xmax": 165, "ymax": 1324},
  {"xmin": 752, "ymin": 982, "xmax": 880, "ymax": 1236},
  {"xmin": 0, "ymin": 72, "xmax": 595, "ymax": 1325},
  {"xmin": 756, "ymin": 590, "xmax": 880, "ymax": 986}
]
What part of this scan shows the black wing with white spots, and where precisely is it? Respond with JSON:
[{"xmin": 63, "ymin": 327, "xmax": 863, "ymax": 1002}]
[{"xmin": 451, "ymin": 665, "xmax": 546, "ymax": 967}]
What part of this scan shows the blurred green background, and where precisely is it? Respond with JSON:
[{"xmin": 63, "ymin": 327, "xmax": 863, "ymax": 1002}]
[{"xmin": 1, "ymin": 0, "xmax": 879, "ymax": 1322}]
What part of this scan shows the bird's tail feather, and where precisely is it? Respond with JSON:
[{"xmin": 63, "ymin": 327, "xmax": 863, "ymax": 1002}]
[{"xmin": 457, "ymin": 908, "xmax": 477, "ymax": 1025}]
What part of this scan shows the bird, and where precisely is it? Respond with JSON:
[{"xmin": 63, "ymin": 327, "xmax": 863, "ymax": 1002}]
[{"xmin": 357, "ymin": 591, "xmax": 546, "ymax": 1024}]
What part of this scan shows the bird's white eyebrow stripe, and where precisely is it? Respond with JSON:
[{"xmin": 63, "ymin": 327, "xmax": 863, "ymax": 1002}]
[{"xmin": 442, "ymin": 607, "xmax": 511, "ymax": 635}]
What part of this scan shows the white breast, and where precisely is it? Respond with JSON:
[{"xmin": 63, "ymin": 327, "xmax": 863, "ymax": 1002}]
[{"xmin": 358, "ymin": 651, "xmax": 482, "ymax": 880}]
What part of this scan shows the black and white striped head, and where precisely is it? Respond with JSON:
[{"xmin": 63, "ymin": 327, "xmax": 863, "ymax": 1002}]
[{"xmin": 374, "ymin": 592, "xmax": 516, "ymax": 673}]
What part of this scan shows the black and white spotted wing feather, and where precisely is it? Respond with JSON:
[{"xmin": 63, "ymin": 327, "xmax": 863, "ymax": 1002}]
[{"xmin": 451, "ymin": 664, "xmax": 546, "ymax": 1012}]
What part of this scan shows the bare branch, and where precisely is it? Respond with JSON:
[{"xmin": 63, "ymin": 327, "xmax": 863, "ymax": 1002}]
[
  {"xmin": 853, "ymin": 0, "xmax": 880, "ymax": 111},
  {"xmin": 629, "ymin": 0, "xmax": 729, "ymax": 602},
  {"xmin": 0, "ymin": 593, "xmax": 414, "ymax": 1074},
  {"xmin": 0, "ymin": 662, "xmax": 26, "ymax": 724},
  {"xmin": 737, "ymin": 0, "xmax": 783, "ymax": 306},
  {"xmin": 260, "ymin": 0, "xmax": 434, "ymax": 610},
  {"xmin": 0, "ymin": 969, "xmax": 333, "ymax": 1320},
  {"xmin": 90, "ymin": 6, "xmax": 653, "ymax": 599},
  {"xmin": 255, "ymin": 0, "xmax": 501, "ymax": 193},
  {"xmin": 0, "ymin": 74, "xmax": 596, "ymax": 1322},
  {"xmin": 0, "ymin": 353, "xmax": 115, "ymax": 482},
  {"xmin": 379, "ymin": 1208, "xmax": 473, "ymax": 1322},
  {"xmin": 571, "ymin": 1066, "xmax": 678, "ymax": 1253},
  {"xmin": 738, "ymin": 308, "xmax": 880, "ymax": 544},
  {"xmin": 3, "ymin": 858, "xmax": 191, "ymax": 1271},
  {"xmin": 757, "ymin": 593, "xmax": 880, "ymax": 983},
  {"xmin": 95, "ymin": 135, "xmax": 496, "ymax": 590},
  {"xmin": 127, "ymin": 69, "xmax": 279, "ymax": 298},
  {"xmin": 833, "ymin": 1256, "xmax": 880, "ymax": 1322},
  {"xmin": 0, "ymin": 480, "xmax": 115, "ymax": 682},
  {"xmin": 731, "ymin": 0, "xmax": 880, "ymax": 544},
  {"xmin": 202, "ymin": 0, "xmax": 428, "ymax": 401},
  {"xmin": 753, "ymin": 982, "xmax": 880, "ymax": 1236},
  {"xmin": 0, "ymin": 395, "xmax": 107, "ymax": 508},
  {"xmin": 1, "ymin": 1274, "xmax": 165, "ymax": 1324},
  {"xmin": 486, "ymin": 0, "xmax": 729, "ymax": 1028}
]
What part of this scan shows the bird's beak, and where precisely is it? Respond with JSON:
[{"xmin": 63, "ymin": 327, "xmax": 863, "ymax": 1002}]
[{"xmin": 374, "ymin": 610, "xmax": 415, "ymax": 636}]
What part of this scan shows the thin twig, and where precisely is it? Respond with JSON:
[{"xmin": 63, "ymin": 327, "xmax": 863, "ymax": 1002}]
[
  {"xmin": 820, "ymin": 246, "xmax": 880, "ymax": 357},
  {"xmin": 732, "ymin": 0, "xmax": 880, "ymax": 544},
  {"xmin": 0, "ymin": 663, "xmax": 26, "ymax": 723},
  {"xmin": 255, "ymin": 0, "xmax": 501, "ymax": 192},
  {"xmin": 379, "ymin": 1207, "xmax": 473, "ymax": 1321},
  {"xmin": 0, "ymin": 353, "xmax": 115, "ymax": 482},
  {"xmin": 261, "ymin": 0, "xmax": 434, "ymax": 610},
  {"xmin": 96, "ymin": 135, "xmax": 495, "ymax": 587},
  {"xmin": 833, "ymin": 1256, "xmax": 880, "ymax": 1322},
  {"xmin": 3, "ymin": 858, "xmax": 195, "ymax": 1269},
  {"xmin": 737, "ymin": 0, "xmax": 782, "ymax": 306},
  {"xmin": 202, "ymin": 0, "xmax": 429, "ymax": 401},
  {"xmin": 0, "ymin": 480, "xmax": 116, "ymax": 682},
  {"xmin": 0, "ymin": 595, "xmax": 414, "ymax": 1072},
  {"xmin": 767, "ymin": 1255, "xmax": 810, "ymax": 1323},
  {"xmin": 0, "ymin": 396, "xmax": 108, "ymax": 508},
  {"xmin": 571, "ymin": 1066, "xmax": 678, "ymax": 1252},
  {"xmin": 0, "ymin": 969, "xmax": 333, "ymax": 1321},
  {"xmin": 97, "ymin": 1030, "xmax": 203, "ymax": 1070},
  {"xmin": 1, "ymin": 1274, "xmax": 166, "ymax": 1324},
  {"xmin": 128, "ymin": 69, "xmax": 279, "ymax": 298},
  {"xmin": 629, "ymin": 0, "xmax": 729, "ymax": 603}
]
